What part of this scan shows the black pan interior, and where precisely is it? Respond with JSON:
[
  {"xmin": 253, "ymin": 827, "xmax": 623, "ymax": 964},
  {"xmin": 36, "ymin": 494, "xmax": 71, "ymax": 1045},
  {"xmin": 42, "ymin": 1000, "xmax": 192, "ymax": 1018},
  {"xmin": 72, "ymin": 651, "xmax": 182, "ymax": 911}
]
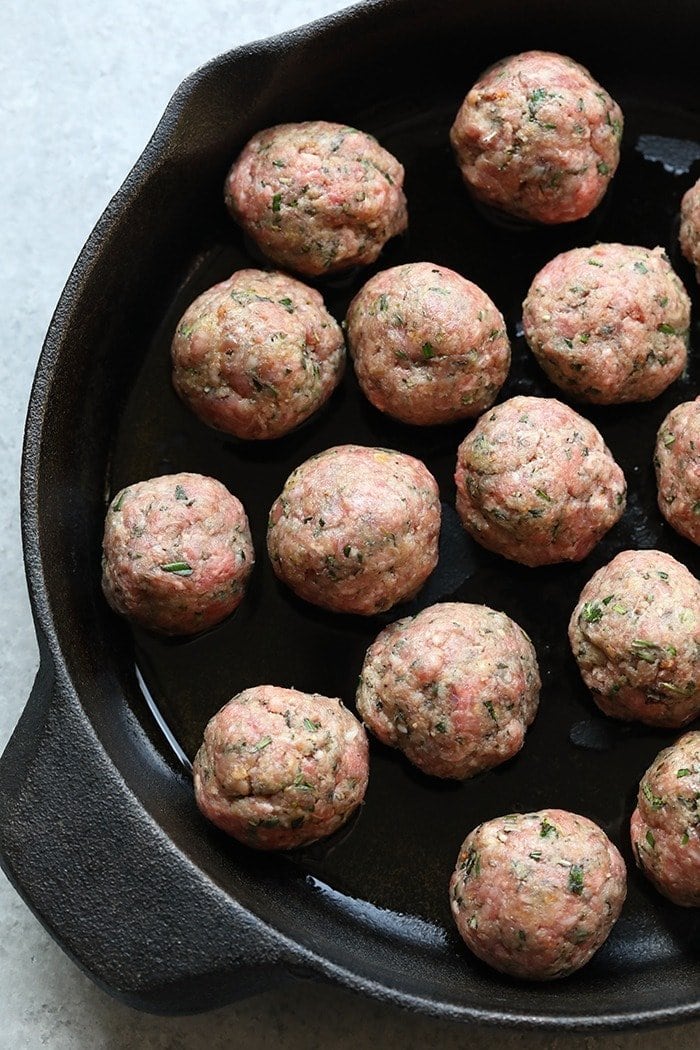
[{"xmin": 32, "ymin": 0, "xmax": 700, "ymax": 1026}]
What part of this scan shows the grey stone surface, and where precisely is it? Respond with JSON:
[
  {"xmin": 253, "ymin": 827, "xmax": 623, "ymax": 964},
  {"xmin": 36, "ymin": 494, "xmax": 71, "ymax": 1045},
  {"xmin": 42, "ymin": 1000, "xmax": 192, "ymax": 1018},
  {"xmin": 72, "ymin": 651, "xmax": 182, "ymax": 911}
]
[{"xmin": 0, "ymin": 1, "xmax": 696, "ymax": 1047}]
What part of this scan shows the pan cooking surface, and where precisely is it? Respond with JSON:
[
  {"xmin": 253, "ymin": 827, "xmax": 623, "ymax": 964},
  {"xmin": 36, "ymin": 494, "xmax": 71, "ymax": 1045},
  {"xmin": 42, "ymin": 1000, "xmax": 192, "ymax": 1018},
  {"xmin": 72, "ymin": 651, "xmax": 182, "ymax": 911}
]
[{"xmin": 110, "ymin": 92, "xmax": 699, "ymax": 978}]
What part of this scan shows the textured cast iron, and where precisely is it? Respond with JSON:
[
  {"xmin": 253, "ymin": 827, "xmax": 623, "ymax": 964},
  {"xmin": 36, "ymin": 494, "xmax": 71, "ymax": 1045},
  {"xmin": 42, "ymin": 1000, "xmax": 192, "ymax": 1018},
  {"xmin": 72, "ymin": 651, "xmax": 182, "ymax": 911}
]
[{"xmin": 1, "ymin": 0, "xmax": 699, "ymax": 1028}]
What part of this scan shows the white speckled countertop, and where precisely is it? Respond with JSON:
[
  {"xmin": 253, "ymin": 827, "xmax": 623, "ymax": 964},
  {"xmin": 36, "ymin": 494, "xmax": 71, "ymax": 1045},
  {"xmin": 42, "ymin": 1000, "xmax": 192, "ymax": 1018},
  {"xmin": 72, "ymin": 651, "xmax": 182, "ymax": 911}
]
[{"xmin": 0, "ymin": 2, "xmax": 697, "ymax": 1046}]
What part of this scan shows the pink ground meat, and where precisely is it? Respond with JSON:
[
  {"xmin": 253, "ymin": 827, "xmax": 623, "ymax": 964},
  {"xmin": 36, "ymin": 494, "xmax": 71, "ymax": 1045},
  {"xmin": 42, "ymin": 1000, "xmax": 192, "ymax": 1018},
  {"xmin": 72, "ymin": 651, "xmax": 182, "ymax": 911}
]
[
  {"xmin": 523, "ymin": 244, "xmax": 690, "ymax": 404},
  {"xmin": 345, "ymin": 262, "xmax": 510, "ymax": 425},
  {"xmin": 224, "ymin": 121, "xmax": 407, "ymax": 276},
  {"xmin": 171, "ymin": 269, "xmax": 345, "ymax": 440},
  {"xmin": 454, "ymin": 396, "xmax": 626, "ymax": 566},
  {"xmin": 267, "ymin": 445, "xmax": 441, "ymax": 615},
  {"xmin": 679, "ymin": 177, "xmax": 700, "ymax": 282},
  {"xmin": 356, "ymin": 602, "xmax": 540, "ymax": 779},
  {"xmin": 450, "ymin": 50, "xmax": 623, "ymax": 224},
  {"xmin": 193, "ymin": 685, "xmax": 369, "ymax": 850},
  {"xmin": 569, "ymin": 550, "xmax": 700, "ymax": 728},
  {"xmin": 655, "ymin": 398, "xmax": 700, "ymax": 545},
  {"xmin": 101, "ymin": 473, "xmax": 254, "ymax": 636},
  {"xmin": 450, "ymin": 810, "xmax": 626, "ymax": 980},
  {"xmin": 630, "ymin": 731, "xmax": 700, "ymax": 907}
]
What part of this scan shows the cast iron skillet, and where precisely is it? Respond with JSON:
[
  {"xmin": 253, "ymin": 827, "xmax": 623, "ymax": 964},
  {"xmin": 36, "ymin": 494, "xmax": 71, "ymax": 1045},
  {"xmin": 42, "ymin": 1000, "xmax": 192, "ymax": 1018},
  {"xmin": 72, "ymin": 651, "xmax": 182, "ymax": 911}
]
[{"xmin": 1, "ymin": 0, "xmax": 699, "ymax": 1029}]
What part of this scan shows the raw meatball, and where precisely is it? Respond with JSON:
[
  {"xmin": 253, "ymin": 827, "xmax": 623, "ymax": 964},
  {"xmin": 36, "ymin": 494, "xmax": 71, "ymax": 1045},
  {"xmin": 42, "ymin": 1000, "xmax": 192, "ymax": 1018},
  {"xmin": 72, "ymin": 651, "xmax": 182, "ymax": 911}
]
[
  {"xmin": 630, "ymin": 731, "xmax": 700, "ymax": 907},
  {"xmin": 450, "ymin": 810, "xmax": 627, "ymax": 980},
  {"xmin": 569, "ymin": 550, "xmax": 700, "ymax": 728},
  {"xmin": 454, "ymin": 396, "xmax": 626, "ymax": 566},
  {"xmin": 523, "ymin": 244, "xmax": 690, "ymax": 404},
  {"xmin": 655, "ymin": 398, "xmax": 700, "ymax": 545},
  {"xmin": 679, "ymin": 177, "xmax": 700, "ymax": 282},
  {"xmin": 224, "ymin": 121, "xmax": 407, "ymax": 276},
  {"xmin": 102, "ymin": 473, "xmax": 254, "ymax": 635},
  {"xmin": 193, "ymin": 686, "xmax": 369, "ymax": 850},
  {"xmin": 345, "ymin": 262, "xmax": 510, "ymax": 425},
  {"xmin": 267, "ymin": 445, "xmax": 441, "ymax": 615},
  {"xmin": 356, "ymin": 602, "xmax": 540, "ymax": 779},
  {"xmin": 450, "ymin": 50, "xmax": 623, "ymax": 224},
  {"xmin": 171, "ymin": 269, "xmax": 345, "ymax": 440}
]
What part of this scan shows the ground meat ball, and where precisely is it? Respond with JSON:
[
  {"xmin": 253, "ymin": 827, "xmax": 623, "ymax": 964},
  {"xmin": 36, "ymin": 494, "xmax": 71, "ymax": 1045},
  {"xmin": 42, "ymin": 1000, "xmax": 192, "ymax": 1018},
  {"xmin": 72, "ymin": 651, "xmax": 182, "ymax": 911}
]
[
  {"xmin": 679, "ymin": 177, "xmax": 700, "ymax": 282},
  {"xmin": 450, "ymin": 51, "xmax": 623, "ymax": 225},
  {"xmin": 193, "ymin": 686, "xmax": 369, "ymax": 850},
  {"xmin": 655, "ymin": 398, "xmax": 700, "ymax": 545},
  {"xmin": 345, "ymin": 262, "xmax": 510, "ymax": 425},
  {"xmin": 569, "ymin": 550, "xmax": 700, "ymax": 728},
  {"xmin": 356, "ymin": 602, "xmax": 540, "ymax": 779},
  {"xmin": 171, "ymin": 269, "xmax": 344, "ymax": 440},
  {"xmin": 450, "ymin": 810, "xmax": 626, "ymax": 980},
  {"xmin": 523, "ymin": 244, "xmax": 690, "ymax": 404},
  {"xmin": 454, "ymin": 396, "xmax": 626, "ymax": 567},
  {"xmin": 630, "ymin": 732, "xmax": 700, "ymax": 907},
  {"xmin": 224, "ymin": 121, "xmax": 407, "ymax": 276},
  {"xmin": 267, "ymin": 445, "xmax": 441, "ymax": 615},
  {"xmin": 101, "ymin": 473, "xmax": 254, "ymax": 635}
]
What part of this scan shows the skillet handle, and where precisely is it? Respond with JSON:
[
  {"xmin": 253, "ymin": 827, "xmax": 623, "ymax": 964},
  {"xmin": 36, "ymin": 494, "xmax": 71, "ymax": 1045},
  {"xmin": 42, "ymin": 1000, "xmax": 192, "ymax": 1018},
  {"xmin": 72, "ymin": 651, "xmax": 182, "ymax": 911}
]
[{"xmin": 0, "ymin": 651, "xmax": 303, "ymax": 1014}]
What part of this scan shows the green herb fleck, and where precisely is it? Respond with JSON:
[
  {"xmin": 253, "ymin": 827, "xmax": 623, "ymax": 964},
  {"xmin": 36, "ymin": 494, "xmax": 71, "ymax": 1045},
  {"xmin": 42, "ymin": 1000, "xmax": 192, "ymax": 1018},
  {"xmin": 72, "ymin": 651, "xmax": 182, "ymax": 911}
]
[
  {"xmin": 540, "ymin": 817, "xmax": 558, "ymax": 839},
  {"xmin": 597, "ymin": 161, "xmax": 610, "ymax": 175},
  {"xmin": 642, "ymin": 782, "xmax": 665, "ymax": 808},
  {"xmin": 271, "ymin": 193, "xmax": 282, "ymax": 213},
  {"xmin": 658, "ymin": 682, "xmax": 691, "ymax": 696},
  {"xmin": 568, "ymin": 864, "xmax": 584, "ymax": 895},
  {"xmin": 252, "ymin": 735, "xmax": 272, "ymax": 752},
  {"xmin": 278, "ymin": 297, "xmax": 294, "ymax": 312},
  {"xmin": 657, "ymin": 323, "xmax": 676, "ymax": 335},
  {"xmin": 343, "ymin": 545, "xmax": 352, "ymax": 557},
  {"xmin": 421, "ymin": 342, "xmax": 436, "ymax": 360},
  {"xmin": 634, "ymin": 261, "xmax": 649, "ymax": 274},
  {"xmin": 646, "ymin": 829, "xmax": 656, "ymax": 848},
  {"xmin": 175, "ymin": 485, "xmax": 188, "ymax": 501},
  {"xmin": 377, "ymin": 293, "xmax": 388, "ymax": 312},
  {"xmin": 483, "ymin": 700, "xmax": 498, "ymax": 723},
  {"xmin": 662, "ymin": 432, "xmax": 676, "ymax": 447},
  {"xmin": 536, "ymin": 488, "xmax": 552, "ymax": 502},
  {"xmin": 303, "ymin": 718, "xmax": 320, "ymax": 732},
  {"xmin": 435, "ymin": 721, "xmax": 447, "ymax": 733},
  {"xmin": 528, "ymin": 87, "xmax": 554, "ymax": 121},
  {"xmin": 677, "ymin": 768, "xmax": 692, "ymax": 778},
  {"xmin": 631, "ymin": 639, "xmax": 663, "ymax": 662},
  {"xmin": 293, "ymin": 773, "xmax": 314, "ymax": 790},
  {"xmin": 579, "ymin": 332, "xmax": 590, "ymax": 344},
  {"xmin": 160, "ymin": 561, "xmax": 193, "ymax": 576},
  {"xmin": 462, "ymin": 848, "xmax": 481, "ymax": 877},
  {"xmin": 112, "ymin": 491, "xmax": 126, "ymax": 512},
  {"xmin": 582, "ymin": 600, "xmax": 604, "ymax": 624},
  {"xmin": 528, "ymin": 850, "xmax": 542, "ymax": 861},
  {"xmin": 588, "ymin": 258, "xmax": 603, "ymax": 267},
  {"xmin": 681, "ymin": 831, "xmax": 690, "ymax": 846}
]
